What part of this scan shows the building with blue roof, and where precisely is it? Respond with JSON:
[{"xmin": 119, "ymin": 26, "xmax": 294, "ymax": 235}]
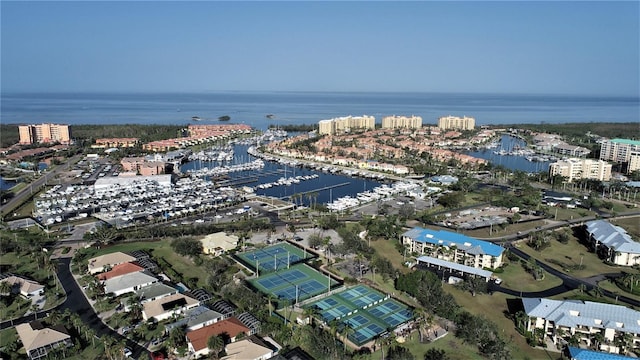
[
  {"xmin": 586, "ymin": 220, "xmax": 640, "ymax": 266},
  {"xmin": 522, "ymin": 298, "xmax": 640, "ymax": 355},
  {"xmin": 568, "ymin": 347, "xmax": 635, "ymax": 360},
  {"xmin": 401, "ymin": 227, "xmax": 504, "ymax": 269}
]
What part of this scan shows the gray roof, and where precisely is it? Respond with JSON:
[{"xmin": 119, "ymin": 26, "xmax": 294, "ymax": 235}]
[
  {"xmin": 164, "ymin": 305, "xmax": 224, "ymax": 332},
  {"xmin": 586, "ymin": 220, "xmax": 640, "ymax": 254},
  {"xmin": 135, "ymin": 282, "xmax": 178, "ymax": 301},
  {"xmin": 104, "ymin": 270, "xmax": 158, "ymax": 294},
  {"xmin": 522, "ymin": 298, "xmax": 640, "ymax": 334},
  {"xmin": 416, "ymin": 255, "xmax": 493, "ymax": 279}
]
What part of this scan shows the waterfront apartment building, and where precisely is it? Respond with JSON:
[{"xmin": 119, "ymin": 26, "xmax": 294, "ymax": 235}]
[
  {"xmin": 599, "ymin": 138, "xmax": 640, "ymax": 173},
  {"xmin": 437, "ymin": 115, "xmax": 475, "ymax": 131},
  {"xmin": 381, "ymin": 115, "xmax": 423, "ymax": 129},
  {"xmin": 401, "ymin": 227, "xmax": 504, "ymax": 269},
  {"xmin": 522, "ymin": 297, "xmax": 640, "ymax": 354},
  {"xmin": 548, "ymin": 158, "xmax": 612, "ymax": 183},
  {"xmin": 318, "ymin": 115, "xmax": 375, "ymax": 135},
  {"xmin": 18, "ymin": 124, "xmax": 71, "ymax": 145}
]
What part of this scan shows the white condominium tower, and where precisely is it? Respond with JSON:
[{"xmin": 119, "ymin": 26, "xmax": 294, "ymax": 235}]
[
  {"xmin": 548, "ymin": 158, "xmax": 612, "ymax": 182},
  {"xmin": 318, "ymin": 115, "xmax": 375, "ymax": 135},
  {"xmin": 438, "ymin": 115, "xmax": 475, "ymax": 131},
  {"xmin": 599, "ymin": 138, "xmax": 640, "ymax": 174},
  {"xmin": 381, "ymin": 115, "xmax": 423, "ymax": 129}
]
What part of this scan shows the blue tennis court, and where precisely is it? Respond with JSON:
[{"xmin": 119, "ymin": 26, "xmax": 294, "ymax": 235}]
[
  {"xmin": 236, "ymin": 243, "xmax": 314, "ymax": 273},
  {"xmin": 249, "ymin": 263, "xmax": 339, "ymax": 306},
  {"xmin": 305, "ymin": 285, "xmax": 414, "ymax": 345}
]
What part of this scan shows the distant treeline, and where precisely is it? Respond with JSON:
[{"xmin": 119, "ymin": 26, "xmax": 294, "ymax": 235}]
[
  {"xmin": 0, "ymin": 124, "xmax": 184, "ymax": 148},
  {"xmin": 502, "ymin": 122, "xmax": 639, "ymax": 141},
  {"xmin": 268, "ymin": 124, "xmax": 318, "ymax": 132},
  {"xmin": 71, "ymin": 124, "xmax": 183, "ymax": 145}
]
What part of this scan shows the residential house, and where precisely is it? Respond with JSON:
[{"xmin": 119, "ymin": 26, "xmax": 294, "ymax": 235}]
[
  {"xmin": 135, "ymin": 282, "xmax": 179, "ymax": 304},
  {"xmin": 201, "ymin": 232, "xmax": 239, "ymax": 256},
  {"xmin": 221, "ymin": 339, "xmax": 274, "ymax": 360},
  {"xmin": 186, "ymin": 317, "xmax": 251, "ymax": 358},
  {"xmin": 103, "ymin": 270, "xmax": 158, "ymax": 297},
  {"xmin": 87, "ymin": 252, "xmax": 137, "ymax": 275},
  {"xmin": 142, "ymin": 293, "xmax": 200, "ymax": 321},
  {"xmin": 164, "ymin": 305, "xmax": 225, "ymax": 333},
  {"xmin": 0, "ymin": 274, "xmax": 44, "ymax": 297},
  {"xmin": 97, "ymin": 262, "xmax": 144, "ymax": 281},
  {"xmin": 522, "ymin": 298, "xmax": 640, "ymax": 354},
  {"xmin": 16, "ymin": 321, "xmax": 72, "ymax": 360},
  {"xmin": 401, "ymin": 227, "xmax": 504, "ymax": 269}
]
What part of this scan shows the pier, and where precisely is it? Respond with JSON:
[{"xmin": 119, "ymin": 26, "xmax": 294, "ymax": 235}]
[{"xmin": 279, "ymin": 182, "xmax": 350, "ymax": 199}]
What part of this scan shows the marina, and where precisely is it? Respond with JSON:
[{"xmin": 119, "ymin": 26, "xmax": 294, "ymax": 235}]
[{"xmin": 466, "ymin": 134, "xmax": 552, "ymax": 173}]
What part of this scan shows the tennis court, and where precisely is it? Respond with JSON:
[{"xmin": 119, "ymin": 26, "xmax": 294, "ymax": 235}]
[
  {"xmin": 248, "ymin": 263, "xmax": 338, "ymax": 305},
  {"xmin": 305, "ymin": 285, "xmax": 414, "ymax": 346},
  {"xmin": 236, "ymin": 242, "xmax": 314, "ymax": 273}
]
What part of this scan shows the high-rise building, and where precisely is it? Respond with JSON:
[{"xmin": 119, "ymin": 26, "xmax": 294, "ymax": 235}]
[
  {"xmin": 381, "ymin": 115, "xmax": 422, "ymax": 129},
  {"xmin": 437, "ymin": 115, "xmax": 475, "ymax": 131},
  {"xmin": 18, "ymin": 124, "xmax": 71, "ymax": 145},
  {"xmin": 548, "ymin": 158, "xmax": 612, "ymax": 182},
  {"xmin": 318, "ymin": 115, "xmax": 375, "ymax": 135},
  {"xmin": 599, "ymin": 138, "xmax": 640, "ymax": 173}
]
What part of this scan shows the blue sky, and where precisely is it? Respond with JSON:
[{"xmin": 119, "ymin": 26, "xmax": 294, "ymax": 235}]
[{"xmin": 2, "ymin": 1, "xmax": 639, "ymax": 96}]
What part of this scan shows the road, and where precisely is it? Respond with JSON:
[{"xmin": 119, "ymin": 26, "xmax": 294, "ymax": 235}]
[
  {"xmin": 0, "ymin": 257, "xmax": 149, "ymax": 359},
  {"xmin": 0, "ymin": 155, "xmax": 82, "ymax": 218}
]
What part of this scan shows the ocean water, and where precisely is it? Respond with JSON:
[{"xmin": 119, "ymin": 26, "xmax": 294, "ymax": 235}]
[{"xmin": 2, "ymin": 92, "xmax": 638, "ymax": 130}]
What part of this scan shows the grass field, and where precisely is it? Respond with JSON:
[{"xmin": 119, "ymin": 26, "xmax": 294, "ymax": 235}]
[
  {"xmin": 610, "ymin": 216, "xmax": 640, "ymax": 238},
  {"xmin": 445, "ymin": 285, "xmax": 561, "ymax": 360},
  {"xmin": 498, "ymin": 259, "xmax": 564, "ymax": 293},
  {"xmin": 369, "ymin": 239, "xmax": 411, "ymax": 274},
  {"xmin": 84, "ymin": 240, "xmax": 210, "ymax": 288},
  {"xmin": 515, "ymin": 233, "xmax": 625, "ymax": 279}
]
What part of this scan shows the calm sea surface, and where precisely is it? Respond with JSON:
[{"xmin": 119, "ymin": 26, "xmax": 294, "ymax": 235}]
[{"xmin": 2, "ymin": 92, "xmax": 638, "ymax": 129}]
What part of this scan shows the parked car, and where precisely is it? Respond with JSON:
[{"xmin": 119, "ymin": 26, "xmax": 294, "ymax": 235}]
[{"xmin": 123, "ymin": 348, "xmax": 132, "ymax": 358}]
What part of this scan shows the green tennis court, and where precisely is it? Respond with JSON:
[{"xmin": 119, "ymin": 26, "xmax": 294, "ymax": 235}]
[
  {"xmin": 236, "ymin": 242, "xmax": 314, "ymax": 273},
  {"xmin": 305, "ymin": 285, "xmax": 414, "ymax": 346},
  {"xmin": 248, "ymin": 263, "xmax": 338, "ymax": 305}
]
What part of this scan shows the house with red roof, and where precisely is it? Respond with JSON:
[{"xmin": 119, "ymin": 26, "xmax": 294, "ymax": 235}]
[
  {"xmin": 97, "ymin": 262, "xmax": 144, "ymax": 281},
  {"xmin": 186, "ymin": 317, "xmax": 250, "ymax": 358}
]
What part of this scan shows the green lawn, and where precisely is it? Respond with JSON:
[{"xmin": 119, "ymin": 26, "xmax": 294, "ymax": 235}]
[
  {"xmin": 610, "ymin": 216, "xmax": 640, "ymax": 238},
  {"xmin": 82, "ymin": 239, "xmax": 210, "ymax": 288},
  {"xmin": 369, "ymin": 238, "xmax": 411, "ymax": 274},
  {"xmin": 515, "ymin": 234, "xmax": 625, "ymax": 279},
  {"xmin": 445, "ymin": 285, "xmax": 561, "ymax": 360},
  {"xmin": 386, "ymin": 334, "xmax": 485, "ymax": 360},
  {"xmin": 596, "ymin": 280, "xmax": 640, "ymax": 304},
  {"xmin": 498, "ymin": 259, "xmax": 563, "ymax": 293}
]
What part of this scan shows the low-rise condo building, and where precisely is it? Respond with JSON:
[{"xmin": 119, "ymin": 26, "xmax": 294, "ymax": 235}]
[
  {"xmin": 549, "ymin": 158, "xmax": 612, "ymax": 182},
  {"xmin": 437, "ymin": 115, "xmax": 475, "ymax": 131},
  {"xmin": 585, "ymin": 220, "xmax": 640, "ymax": 266},
  {"xmin": 381, "ymin": 115, "xmax": 422, "ymax": 129},
  {"xmin": 401, "ymin": 227, "xmax": 504, "ymax": 269},
  {"xmin": 318, "ymin": 115, "xmax": 375, "ymax": 135},
  {"xmin": 522, "ymin": 297, "xmax": 640, "ymax": 354}
]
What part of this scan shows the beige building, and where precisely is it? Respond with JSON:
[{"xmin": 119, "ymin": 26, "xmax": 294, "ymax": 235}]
[
  {"xmin": 18, "ymin": 124, "xmax": 71, "ymax": 145},
  {"xmin": 201, "ymin": 232, "xmax": 239, "ymax": 256},
  {"xmin": 318, "ymin": 115, "xmax": 375, "ymax": 135},
  {"xmin": 437, "ymin": 115, "xmax": 475, "ymax": 131},
  {"xmin": 438, "ymin": 115, "xmax": 476, "ymax": 130},
  {"xmin": 142, "ymin": 293, "xmax": 200, "ymax": 321},
  {"xmin": 16, "ymin": 321, "xmax": 72, "ymax": 360},
  {"xmin": 548, "ymin": 158, "xmax": 612, "ymax": 182},
  {"xmin": 381, "ymin": 115, "xmax": 422, "ymax": 129},
  {"xmin": 87, "ymin": 252, "xmax": 136, "ymax": 275}
]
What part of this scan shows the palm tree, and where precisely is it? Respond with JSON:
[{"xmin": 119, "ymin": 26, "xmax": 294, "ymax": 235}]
[
  {"xmin": 46, "ymin": 257, "xmax": 59, "ymax": 281},
  {"xmin": 0, "ymin": 281, "xmax": 12, "ymax": 296},
  {"xmin": 30, "ymin": 303, "xmax": 40, "ymax": 320},
  {"xmin": 127, "ymin": 295, "xmax": 143, "ymax": 321},
  {"xmin": 590, "ymin": 332, "xmax": 605, "ymax": 350},
  {"xmin": 48, "ymin": 309, "xmax": 63, "ymax": 325},
  {"xmin": 207, "ymin": 335, "xmax": 225, "ymax": 359},
  {"xmin": 614, "ymin": 332, "xmax": 633, "ymax": 355}
]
